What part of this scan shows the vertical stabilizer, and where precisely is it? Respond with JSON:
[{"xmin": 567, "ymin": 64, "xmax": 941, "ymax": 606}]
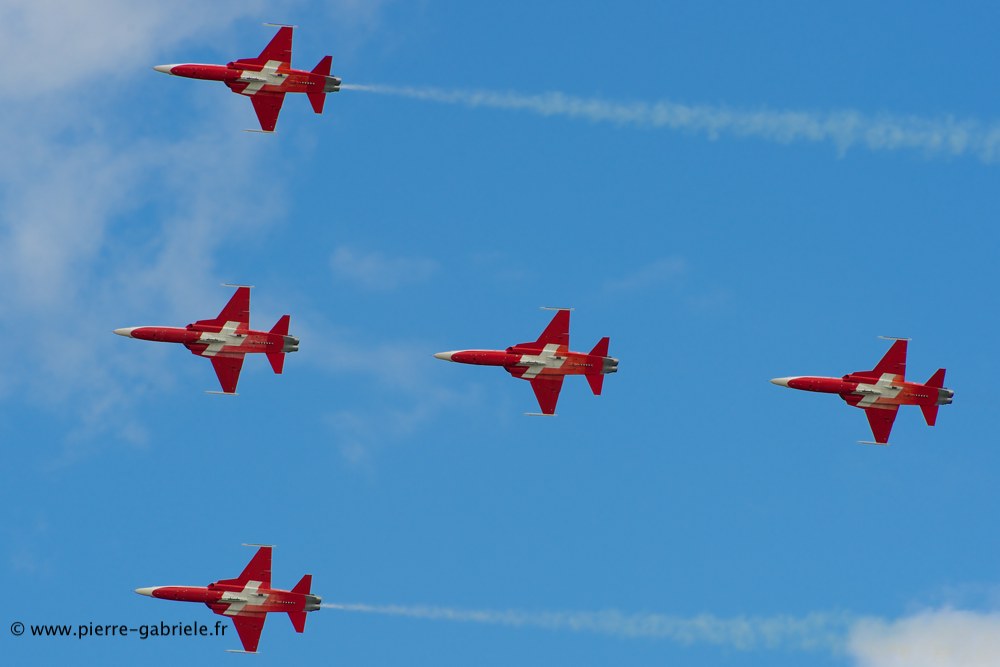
[
  {"xmin": 308, "ymin": 56, "xmax": 332, "ymax": 113},
  {"xmin": 925, "ymin": 368, "xmax": 946, "ymax": 389},
  {"xmin": 288, "ymin": 611, "xmax": 307, "ymax": 633},
  {"xmin": 269, "ymin": 315, "xmax": 290, "ymax": 337},
  {"xmin": 291, "ymin": 574, "xmax": 312, "ymax": 595},
  {"xmin": 266, "ymin": 351, "xmax": 285, "ymax": 374},
  {"xmin": 920, "ymin": 404, "xmax": 939, "ymax": 426},
  {"xmin": 288, "ymin": 574, "xmax": 312, "ymax": 633},
  {"xmin": 589, "ymin": 336, "xmax": 610, "ymax": 358},
  {"xmin": 267, "ymin": 315, "xmax": 291, "ymax": 374}
]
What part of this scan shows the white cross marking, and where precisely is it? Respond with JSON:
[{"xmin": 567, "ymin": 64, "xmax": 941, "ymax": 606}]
[
  {"xmin": 519, "ymin": 344, "xmax": 567, "ymax": 379},
  {"xmin": 240, "ymin": 60, "xmax": 286, "ymax": 95},
  {"xmin": 222, "ymin": 581, "xmax": 269, "ymax": 615},
  {"xmin": 200, "ymin": 321, "xmax": 247, "ymax": 356},
  {"xmin": 855, "ymin": 373, "xmax": 903, "ymax": 407}
]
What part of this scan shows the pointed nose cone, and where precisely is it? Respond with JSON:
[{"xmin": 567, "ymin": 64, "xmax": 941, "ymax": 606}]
[
  {"xmin": 434, "ymin": 351, "xmax": 456, "ymax": 362},
  {"xmin": 770, "ymin": 377, "xmax": 794, "ymax": 387},
  {"xmin": 153, "ymin": 64, "xmax": 175, "ymax": 74},
  {"xmin": 113, "ymin": 327, "xmax": 137, "ymax": 338},
  {"xmin": 134, "ymin": 587, "xmax": 156, "ymax": 597}
]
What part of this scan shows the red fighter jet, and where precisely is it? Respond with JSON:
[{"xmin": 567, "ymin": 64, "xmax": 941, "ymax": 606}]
[
  {"xmin": 771, "ymin": 338, "xmax": 954, "ymax": 444},
  {"xmin": 136, "ymin": 545, "xmax": 321, "ymax": 653},
  {"xmin": 114, "ymin": 286, "xmax": 298, "ymax": 395},
  {"xmin": 154, "ymin": 25, "xmax": 341, "ymax": 132},
  {"xmin": 434, "ymin": 308, "xmax": 619, "ymax": 415}
]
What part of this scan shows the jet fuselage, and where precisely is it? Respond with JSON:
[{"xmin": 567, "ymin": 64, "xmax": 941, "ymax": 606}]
[
  {"xmin": 114, "ymin": 286, "xmax": 297, "ymax": 393},
  {"xmin": 435, "ymin": 347, "xmax": 619, "ymax": 379},
  {"xmin": 770, "ymin": 374, "xmax": 954, "ymax": 409},
  {"xmin": 113, "ymin": 325, "xmax": 298, "ymax": 356},
  {"xmin": 154, "ymin": 62, "xmax": 342, "ymax": 95},
  {"xmin": 770, "ymin": 339, "xmax": 953, "ymax": 444},
  {"xmin": 135, "ymin": 584, "xmax": 321, "ymax": 614}
]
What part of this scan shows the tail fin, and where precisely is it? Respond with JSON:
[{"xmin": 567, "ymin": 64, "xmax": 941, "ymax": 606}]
[
  {"xmin": 269, "ymin": 315, "xmax": 290, "ymax": 337},
  {"xmin": 589, "ymin": 337, "xmax": 610, "ymax": 358},
  {"xmin": 288, "ymin": 611, "xmax": 308, "ymax": 633},
  {"xmin": 920, "ymin": 368, "xmax": 947, "ymax": 426},
  {"xmin": 926, "ymin": 368, "xmax": 946, "ymax": 389},
  {"xmin": 288, "ymin": 574, "xmax": 312, "ymax": 633},
  {"xmin": 291, "ymin": 574, "xmax": 312, "ymax": 595},
  {"xmin": 307, "ymin": 56, "xmax": 332, "ymax": 113},
  {"xmin": 920, "ymin": 404, "xmax": 939, "ymax": 427},
  {"xmin": 266, "ymin": 315, "xmax": 291, "ymax": 374},
  {"xmin": 267, "ymin": 351, "xmax": 285, "ymax": 374},
  {"xmin": 586, "ymin": 373, "xmax": 604, "ymax": 396},
  {"xmin": 586, "ymin": 338, "xmax": 610, "ymax": 395}
]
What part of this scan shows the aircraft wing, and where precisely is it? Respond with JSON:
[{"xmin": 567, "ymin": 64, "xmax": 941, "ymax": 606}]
[
  {"xmin": 869, "ymin": 339, "xmax": 907, "ymax": 380},
  {"xmin": 231, "ymin": 26, "xmax": 293, "ymax": 69},
  {"xmin": 249, "ymin": 92, "xmax": 286, "ymax": 132},
  {"xmin": 529, "ymin": 376, "xmax": 564, "ymax": 415},
  {"xmin": 534, "ymin": 310, "xmax": 570, "ymax": 348},
  {"xmin": 221, "ymin": 545, "xmax": 271, "ymax": 588},
  {"xmin": 209, "ymin": 355, "xmax": 245, "ymax": 394},
  {"xmin": 195, "ymin": 287, "xmax": 250, "ymax": 328},
  {"xmin": 230, "ymin": 614, "xmax": 267, "ymax": 653},
  {"xmin": 252, "ymin": 26, "xmax": 292, "ymax": 68},
  {"xmin": 864, "ymin": 405, "xmax": 898, "ymax": 444}
]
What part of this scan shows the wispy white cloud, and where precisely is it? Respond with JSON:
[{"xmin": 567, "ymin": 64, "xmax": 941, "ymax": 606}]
[
  {"xmin": 330, "ymin": 246, "xmax": 439, "ymax": 291},
  {"xmin": 0, "ymin": 0, "xmax": 269, "ymax": 98},
  {"xmin": 847, "ymin": 609, "xmax": 1000, "ymax": 667},
  {"xmin": 325, "ymin": 385, "xmax": 464, "ymax": 466},
  {"xmin": 0, "ymin": 1, "xmax": 295, "ymax": 456},
  {"xmin": 344, "ymin": 84, "xmax": 1000, "ymax": 163},
  {"xmin": 602, "ymin": 256, "xmax": 687, "ymax": 294},
  {"xmin": 293, "ymin": 321, "xmax": 471, "ymax": 465}
]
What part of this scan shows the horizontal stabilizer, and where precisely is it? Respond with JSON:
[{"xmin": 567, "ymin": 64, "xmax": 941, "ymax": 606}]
[
  {"xmin": 925, "ymin": 368, "xmax": 946, "ymax": 389},
  {"xmin": 266, "ymin": 351, "xmax": 285, "ymax": 374},
  {"xmin": 288, "ymin": 611, "xmax": 307, "ymax": 633},
  {"xmin": 586, "ymin": 373, "xmax": 604, "ymax": 396},
  {"xmin": 920, "ymin": 403, "xmax": 939, "ymax": 427},
  {"xmin": 307, "ymin": 90, "xmax": 327, "ymax": 114},
  {"xmin": 589, "ymin": 336, "xmax": 610, "ymax": 358},
  {"xmin": 311, "ymin": 55, "xmax": 332, "ymax": 78},
  {"xmin": 307, "ymin": 57, "xmax": 333, "ymax": 113},
  {"xmin": 270, "ymin": 315, "xmax": 290, "ymax": 337},
  {"xmin": 291, "ymin": 574, "xmax": 312, "ymax": 595}
]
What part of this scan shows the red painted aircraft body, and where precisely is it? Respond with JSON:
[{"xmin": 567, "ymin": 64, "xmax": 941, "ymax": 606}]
[
  {"xmin": 136, "ymin": 546, "xmax": 320, "ymax": 653},
  {"xmin": 154, "ymin": 26, "xmax": 341, "ymax": 131},
  {"xmin": 771, "ymin": 339, "xmax": 954, "ymax": 444},
  {"xmin": 114, "ymin": 286, "xmax": 298, "ymax": 394},
  {"xmin": 434, "ymin": 309, "xmax": 618, "ymax": 415}
]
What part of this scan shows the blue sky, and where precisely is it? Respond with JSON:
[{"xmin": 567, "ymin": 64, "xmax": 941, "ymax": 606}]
[{"xmin": 3, "ymin": 1, "xmax": 999, "ymax": 665}]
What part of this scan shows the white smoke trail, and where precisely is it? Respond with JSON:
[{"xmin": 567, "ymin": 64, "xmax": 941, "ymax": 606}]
[
  {"xmin": 341, "ymin": 83, "xmax": 1000, "ymax": 163},
  {"xmin": 322, "ymin": 602, "xmax": 852, "ymax": 652}
]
